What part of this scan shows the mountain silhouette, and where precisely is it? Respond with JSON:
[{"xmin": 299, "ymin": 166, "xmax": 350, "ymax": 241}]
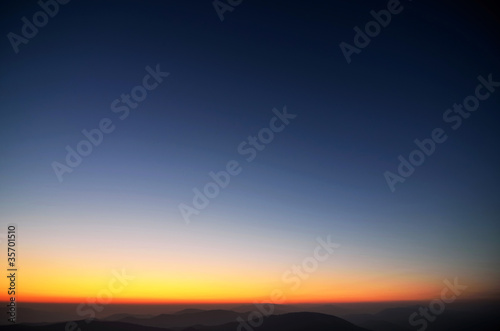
[
  {"xmin": 186, "ymin": 312, "xmax": 371, "ymax": 331},
  {"xmin": 0, "ymin": 320, "xmax": 172, "ymax": 331},
  {"xmin": 103, "ymin": 313, "xmax": 155, "ymax": 321},
  {"xmin": 344, "ymin": 304, "xmax": 500, "ymax": 331},
  {"xmin": 117, "ymin": 309, "xmax": 245, "ymax": 328},
  {"xmin": 173, "ymin": 308, "xmax": 207, "ymax": 315},
  {"xmin": 4, "ymin": 303, "xmax": 498, "ymax": 330},
  {"xmin": 0, "ymin": 312, "xmax": 370, "ymax": 331}
]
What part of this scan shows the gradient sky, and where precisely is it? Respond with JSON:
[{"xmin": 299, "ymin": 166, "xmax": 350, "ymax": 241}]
[{"xmin": 0, "ymin": 0, "xmax": 499, "ymax": 304}]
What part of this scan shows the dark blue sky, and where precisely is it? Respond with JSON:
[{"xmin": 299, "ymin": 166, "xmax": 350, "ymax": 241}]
[{"xmin": 1, "ymin": 0, "xmax": 499, "ymax": 302}]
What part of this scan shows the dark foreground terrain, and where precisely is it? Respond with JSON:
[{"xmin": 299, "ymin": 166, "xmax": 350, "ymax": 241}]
[{"xmin": 2, "ymin": 304, "xmax": 499, "ymax": 331}]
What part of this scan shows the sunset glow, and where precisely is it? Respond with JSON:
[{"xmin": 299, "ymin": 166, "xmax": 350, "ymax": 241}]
[{"xmin": 1, "ymin": 1, "xmax": 499, "ymax": 330}]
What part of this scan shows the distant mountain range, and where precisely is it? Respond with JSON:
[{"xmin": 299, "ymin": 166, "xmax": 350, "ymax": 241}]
[
  {"xmin": 2, "ymin": 312, "xmax": 369, "ymax": 331},
  {"xmin": 343, "ymin": 304, "xmax": 500, "ymax": 331},
  {"xmin": 111, "ymin": 309, "xmax": 244, "ymax": 328},
  {"xmin": 2, "ymin": 303, "xmax": 498, "ymax": 331}
]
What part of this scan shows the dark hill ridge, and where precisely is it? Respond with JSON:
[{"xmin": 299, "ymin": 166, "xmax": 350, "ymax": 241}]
[
  {"xmin": 104, "ymin": 313, "xmax": 155, "ymax": 321},
  {"xmin": 343, "ymin": 304, "xmax": 500, "ymax": 331},
  {"xmin": 118, "ymin": 309, "xmax": 245, "ymax": 328},
  {"xmin": 185, "ymin": 312, "xmax": 371, "ymax": 331},
  {"xmin": 174, "ymin": 308, "xmax": 206, "ymax": 315},
  {"xmin": 231, "ymin": 303, "xmax": 293, "ymax": 315},
  {"xmin": 0, "ymin": 320, "xmax": 173, "ymax": 331},
  {"xmin": 0, "ymin": 313, "xmax": 371, "ymax": 331},
  {"xmin": 4, "ymin": 305, "xmax": 497, "ymax": 331}
]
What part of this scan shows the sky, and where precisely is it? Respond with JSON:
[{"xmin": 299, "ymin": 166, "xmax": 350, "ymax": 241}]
[{"xmin": 0, "ymin": 0, "xmax": 499, "ymax": 305}]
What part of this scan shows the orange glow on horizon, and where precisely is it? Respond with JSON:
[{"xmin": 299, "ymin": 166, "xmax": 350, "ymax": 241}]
[
  {"xmin": 6, "ymin": 281, "xmax": 473, "ymax": 304},
  {"xmin": 1, "ymin": 232, "xmax": 485, "ymax": 307}
]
